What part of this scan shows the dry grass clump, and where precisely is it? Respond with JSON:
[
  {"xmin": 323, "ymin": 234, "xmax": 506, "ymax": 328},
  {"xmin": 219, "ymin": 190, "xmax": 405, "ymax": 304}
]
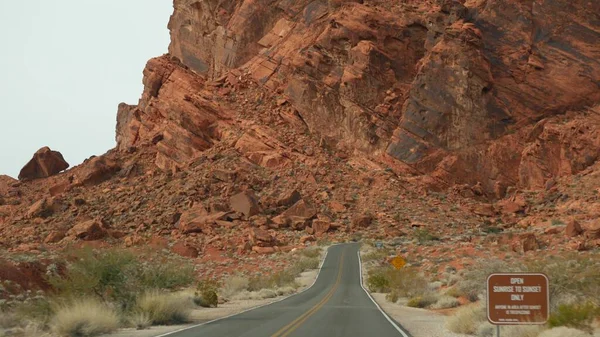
[
  {"xmin": 446, "ymin": 302, "xmax": 486, "ymax": 334},
  {"xmin": 431, "ymin": 295, "xmax": 460, "ymax": 309},
  {"xmin": 406, "ymin": 294, "xmax": 439, "ymax": 308},
  {"xmin": 128, "ymin": 311, "xmax": 152, "ymax": 330},
  {"xmin": 50, "ymin": 298, "xmax": 120, "ymax": 337},
  {"xmin": 136, "ymin": 291, "xmax": 191, "ymax": 325}
]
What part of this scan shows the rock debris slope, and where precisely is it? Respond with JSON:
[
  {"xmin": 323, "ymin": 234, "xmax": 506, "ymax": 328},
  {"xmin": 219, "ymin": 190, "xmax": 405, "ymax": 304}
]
[{"xmin": 1, "ymin": 0, "xmax": 600, "ymax": 293}]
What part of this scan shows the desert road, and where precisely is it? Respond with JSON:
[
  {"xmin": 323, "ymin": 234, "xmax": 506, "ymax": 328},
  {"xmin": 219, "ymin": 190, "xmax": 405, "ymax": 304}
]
[{"xmin": 160, "ymin": 243, "xmax": 411, "ymax": 337}]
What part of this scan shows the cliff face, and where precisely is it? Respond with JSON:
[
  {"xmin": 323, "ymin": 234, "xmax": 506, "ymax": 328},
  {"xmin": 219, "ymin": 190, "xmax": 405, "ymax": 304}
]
[{"xmin": 119, "ymin": 0, "xmax": 600, "ymax": 195}]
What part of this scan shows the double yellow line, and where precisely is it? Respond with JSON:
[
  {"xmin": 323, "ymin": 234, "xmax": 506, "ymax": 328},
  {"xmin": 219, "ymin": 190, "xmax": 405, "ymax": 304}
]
[{"xmin": 270, "ymin": 253, "xmax": 345, "ymax": 337}]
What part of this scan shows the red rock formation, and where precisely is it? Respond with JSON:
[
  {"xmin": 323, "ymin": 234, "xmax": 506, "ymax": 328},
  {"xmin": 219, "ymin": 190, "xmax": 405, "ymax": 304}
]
[
  {"xmin": 159, "ymin": 0, "xmax": 600, "ymax": 195},
  {"xmin": 18, "ymin": 147, "xmax": 69, "ymax": 180}
]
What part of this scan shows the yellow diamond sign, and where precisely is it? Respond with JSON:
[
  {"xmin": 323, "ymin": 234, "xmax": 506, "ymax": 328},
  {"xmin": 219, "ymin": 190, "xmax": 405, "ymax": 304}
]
[{"xmin": 390, "ymin": 256, "xmax": 406, "ymax": 270}]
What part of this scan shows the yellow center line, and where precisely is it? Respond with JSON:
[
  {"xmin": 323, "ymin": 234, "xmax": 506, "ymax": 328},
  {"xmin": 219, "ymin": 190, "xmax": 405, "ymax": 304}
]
[{"xmin": 271, "ymin": 252, "xmax": 345, "ymax": 337}]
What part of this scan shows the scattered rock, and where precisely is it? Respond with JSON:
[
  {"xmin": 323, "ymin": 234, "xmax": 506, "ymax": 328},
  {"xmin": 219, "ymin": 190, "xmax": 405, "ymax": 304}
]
[
  {"xmin": 300, "ymin": 235, "xmax": 316, "ymax": 244},
  {"xmin": 272, "ymin": 199, "xmax": 316, "ymax": 226},
  {"xmin": 18, "ymin": 147, "xmax": 69, "ymax": 180}
]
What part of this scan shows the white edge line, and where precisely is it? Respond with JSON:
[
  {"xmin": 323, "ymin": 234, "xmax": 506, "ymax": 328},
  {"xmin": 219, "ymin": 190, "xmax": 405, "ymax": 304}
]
[
  {"xmin": 153, "ymin": 244, "xmax": 341, "ymax": 337},
  {"xmin": 357, "ymin": 250, "xmax": 411, "ymax": 337}
]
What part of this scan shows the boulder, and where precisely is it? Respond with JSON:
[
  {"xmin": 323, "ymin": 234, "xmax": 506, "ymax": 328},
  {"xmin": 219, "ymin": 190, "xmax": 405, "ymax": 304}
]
[
  {"xmin": 77, "ymin": 157, "xmax": 120, "ymax": 186},
  {"xmin": 171, "ymin": 242, "xmax": 199, "ymax": 258},
  {"xmin": 229, "ymin": 191, "xmax": 260, "ymax": 217},
  {"xmin": 18, "ymin": 147, "xmax": 69, "ymax": 180},
  {"xmin": 566, "ymin": 220, "xmax": 583, "ymax": 237},
  {"xmin": 352, "ymin": 213, "xmax": 374, "ymax": 228},
  {"xmin": 512, "ymin": 233, "xmax": 539, "ymax": 253},
  {"xmin": 272, "ymin": 199, "xmax": 316, "ymax": 226},
  {"xmin": 275, "ymin": 189, "xmax": 302, "ymax": 207},
  {"xmin": 584, "ymin": 222, "xmax": 600, "ymax": 240},
  {"xmin": 67, "ymin": 219, "xmax": 107, "ymax": 241},
  {"xmin": 252, "ymin": 246, "xmax": 276, "ymax": 254},
  {"xmin": 312, "ymin": 220, "xmax": 331, "ymax": 236},
  {"xmin": 44, "ymin": 230, "xmax": 66, "ymax": 244},
  {"xmin": 180, "ymin": 211, "xmax": 229, "ymax": 234}
]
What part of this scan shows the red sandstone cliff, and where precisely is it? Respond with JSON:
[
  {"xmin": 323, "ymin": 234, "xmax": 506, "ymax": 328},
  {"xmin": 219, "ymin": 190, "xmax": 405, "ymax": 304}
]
[{"xmin": 117, "ymin": 0, "xmax": 600, "ymax": 196}]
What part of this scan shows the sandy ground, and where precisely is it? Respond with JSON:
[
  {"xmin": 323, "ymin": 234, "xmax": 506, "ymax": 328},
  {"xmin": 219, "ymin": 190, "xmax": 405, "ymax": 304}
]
[
  {"xmin": 359, "ymin": 247, "xmax": 468, "ymax": 337},
  {"xmin": 102, "ymin": 251, "xmax": 323, "ymax": 337},
  {"xmin": 371, "ymin": 293, "xmax": 469, "ymax": 337}
]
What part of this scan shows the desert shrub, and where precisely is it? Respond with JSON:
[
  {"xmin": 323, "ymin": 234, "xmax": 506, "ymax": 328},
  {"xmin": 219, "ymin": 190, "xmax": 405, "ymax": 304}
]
[
  {"xmin": 128, "ymin": 311, "xmax": 152, "ymax": 330},
  {"xmin": 386, "ymin": 291, "xmax": 399, "ymax": 303},
  {"xmin": 446, "ymin": 302, "xmax": 486, "ymax": 334},
  {"xmin": 538, "ymin": 327, "xmax": 593, "ymax": 337},
  {"xmin": 137, "ymin": 262, "xmax": 195, "ymax": 290},
  {"xmin": 431, "ymin": 295, "xmax": 460, "ymax": 309},
  {"xmin": 406, "ymin": 294, "xmax": 439, "ymax": 308},
  {"xmin": 195, "ymin": 279, "xmax": 219, "ymax": 308},
  {"xmin": 48, "ymin": 248, "xmax": 195, "ymax": 311},
  {"xmin": 301, "ymin": 247, "xmax": 322, "ymax": 259},
  {"xmin": 0, "ymin": 310, "xmax": 19, "ymax": 329},
  {"xmin": 548, "ymin": 302, "xmax": 600, "ymax": 332},
  {"xmin": 13, "ymin": 296, "xmax": 53, "ymax": 325},
  {"xmin": 275, "ymin": 287, "xmax": 296, "ymax": 296},
  {"xmin": 444, "ymin": 287, "xmax": 462, "ymax": 298},
  {"xmin": 367, "ymin": 266, "xmax": 426, "ymax": 298},
  {"xmin": 48, "ymin": 248, "xmax": 139, "ymax": 309},
  {"xmin": 220, "ymin": 275, "xmax": 250, "ymax": 299},
  {"xmin": 50, "ymin": 298, "xmax": 120, "ymax": 337},
  {"xmin": 414, "ymin": 228, "xmax": 440, "ymax": 244},
  {"xmin": 367, "ymin": 271, "xmax": 390, "ymax": 292},
  {"xmin": 136, "ymin": 291, "xmax": 191, "ymax": 325},
  {"xmin": 362, "ymin": 248, "xmax": 391, "ymax": 263}
]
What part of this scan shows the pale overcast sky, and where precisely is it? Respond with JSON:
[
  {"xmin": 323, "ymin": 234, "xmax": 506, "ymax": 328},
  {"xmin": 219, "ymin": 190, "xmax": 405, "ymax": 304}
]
[{"xmin": 0, "ymin": 1, "xmax": 172, "ymax": 178}]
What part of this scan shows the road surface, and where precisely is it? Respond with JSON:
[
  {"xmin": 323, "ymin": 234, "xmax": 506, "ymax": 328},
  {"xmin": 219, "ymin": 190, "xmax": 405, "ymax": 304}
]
[{"xmin": 161, "ymin": 243, "xmax": 410, "ymax": 337}]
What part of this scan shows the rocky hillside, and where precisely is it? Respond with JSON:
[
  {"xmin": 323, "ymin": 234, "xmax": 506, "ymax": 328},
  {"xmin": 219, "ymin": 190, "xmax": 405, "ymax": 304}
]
[{"xmin": 1, "ymin": 0, "xmax": 599, "ymax": 293}]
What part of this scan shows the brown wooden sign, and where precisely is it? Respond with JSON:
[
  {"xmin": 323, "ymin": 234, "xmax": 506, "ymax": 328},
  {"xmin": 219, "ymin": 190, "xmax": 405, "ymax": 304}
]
[{"xmin": 487, "ymin": 273, "xmax": 549, "ymax": 325}]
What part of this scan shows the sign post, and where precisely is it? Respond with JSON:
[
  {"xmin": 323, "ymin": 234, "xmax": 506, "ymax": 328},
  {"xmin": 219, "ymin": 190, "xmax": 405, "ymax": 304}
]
[{"xmin": 487, "ymin": 273, "xmax": 550, "ymax": 336}]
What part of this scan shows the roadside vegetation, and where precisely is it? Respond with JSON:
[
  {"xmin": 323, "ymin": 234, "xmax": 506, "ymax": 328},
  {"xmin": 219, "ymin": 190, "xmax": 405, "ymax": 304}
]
[
  {"xmin": 218, "ymin": 247, "xmax": 322, "ymax": 302},
  {"xmin": 0, "ymin": 245, "xmax": 324, "ymax": 337},
  {"xmin": 361, "ymin": 243, "xmax": 600, "ymax": 337}
]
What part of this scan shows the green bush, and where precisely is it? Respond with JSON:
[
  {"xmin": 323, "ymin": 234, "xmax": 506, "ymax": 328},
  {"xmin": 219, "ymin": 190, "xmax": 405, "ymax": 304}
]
[
  {"xmin": 362, "ymin": 248, "xmax": 391, "ymax": 263},
  {"xmin": 137, "ymin": 262, "xmax": 195, "ymax": 290},
  {"xmin": 548, "ymin": 303, "xmax": 600, "ymax": 332}
]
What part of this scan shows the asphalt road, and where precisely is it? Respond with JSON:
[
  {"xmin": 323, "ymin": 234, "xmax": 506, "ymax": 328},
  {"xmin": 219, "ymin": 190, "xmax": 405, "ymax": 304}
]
[{"xmin": 162, "ymin": 243, "xmax": 410, "ymax": 337}]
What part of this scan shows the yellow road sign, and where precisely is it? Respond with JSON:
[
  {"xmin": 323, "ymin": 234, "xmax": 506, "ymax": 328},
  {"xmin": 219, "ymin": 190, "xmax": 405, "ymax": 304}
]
[{"xmin": 390, "ymin": 256, "xmax": 406, "ymax": 270}]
